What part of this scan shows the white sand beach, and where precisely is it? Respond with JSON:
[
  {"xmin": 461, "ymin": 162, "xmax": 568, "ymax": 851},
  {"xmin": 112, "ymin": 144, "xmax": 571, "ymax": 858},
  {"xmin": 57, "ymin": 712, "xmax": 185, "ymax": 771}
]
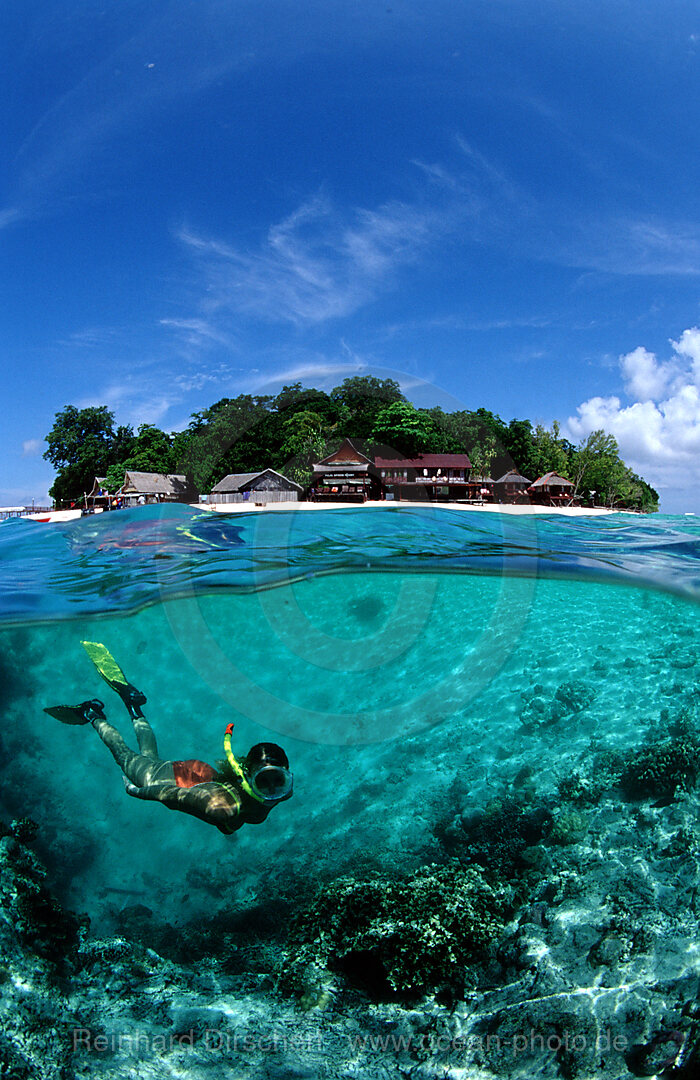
[{"xmin": 200, "ymin": 500, "xmax": 619, "ymax": 516}]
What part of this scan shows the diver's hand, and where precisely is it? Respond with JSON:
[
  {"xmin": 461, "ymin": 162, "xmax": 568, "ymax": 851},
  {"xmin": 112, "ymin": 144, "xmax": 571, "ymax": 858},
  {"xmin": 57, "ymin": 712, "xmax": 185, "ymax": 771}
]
[{"xmin": 123, "ymin": 776, "xmax": 171, "ymax": 798}]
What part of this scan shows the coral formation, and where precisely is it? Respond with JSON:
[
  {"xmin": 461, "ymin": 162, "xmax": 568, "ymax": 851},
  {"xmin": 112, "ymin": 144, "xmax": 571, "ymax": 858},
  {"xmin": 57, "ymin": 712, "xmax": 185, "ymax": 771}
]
[
  {"xmin": 557, "ymin": 708, "xmax": 700, "ymax": 805},
  {"xmin": 441, "ymin": 794, "xmax": 553, "ymax": 876},
  {"xmin": 280, "ymin": 863, "xmax": 508, "ymax": 1001},
  {"xmin": 519, "ymin": 678, "xmax": 595, "ymax": 730},
  {"xmin": 620, "ymin": 736, "xmax": 700, "ymax": 798},
  {"xmin": 548, "ymin": 808, "xmax": 589, "ymax": 846}
]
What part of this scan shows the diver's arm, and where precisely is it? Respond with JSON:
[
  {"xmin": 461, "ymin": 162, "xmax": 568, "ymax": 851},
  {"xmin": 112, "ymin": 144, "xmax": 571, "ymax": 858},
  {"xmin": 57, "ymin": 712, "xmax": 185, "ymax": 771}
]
[{"xmin": 124, "ymin": 780, "xmax": 241, "ymax": 830}]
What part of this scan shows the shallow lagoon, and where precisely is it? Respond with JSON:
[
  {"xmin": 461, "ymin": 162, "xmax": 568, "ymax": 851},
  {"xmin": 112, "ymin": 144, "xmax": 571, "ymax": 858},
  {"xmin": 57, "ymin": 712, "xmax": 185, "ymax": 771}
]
[{"xmin": 2, "ymin": 507, "xmax": 700, "ymax": 1079}]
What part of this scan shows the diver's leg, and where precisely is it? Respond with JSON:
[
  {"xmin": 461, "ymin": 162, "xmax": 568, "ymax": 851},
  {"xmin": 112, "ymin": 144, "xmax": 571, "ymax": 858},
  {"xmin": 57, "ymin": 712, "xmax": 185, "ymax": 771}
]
[
  {"xmin": 91, "ymin": 717, "xmax": 172, "ymax": 787},
  {"xmin": 130, "ymin": 714, "xmax": 159, "ymax": 759}
]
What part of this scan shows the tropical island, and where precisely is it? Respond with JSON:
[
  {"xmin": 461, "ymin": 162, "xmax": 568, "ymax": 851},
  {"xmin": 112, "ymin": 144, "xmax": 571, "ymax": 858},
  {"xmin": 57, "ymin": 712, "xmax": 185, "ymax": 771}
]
[{"xmin": 43, "ymin": 376, "xmax": 659, "ymax": 513}]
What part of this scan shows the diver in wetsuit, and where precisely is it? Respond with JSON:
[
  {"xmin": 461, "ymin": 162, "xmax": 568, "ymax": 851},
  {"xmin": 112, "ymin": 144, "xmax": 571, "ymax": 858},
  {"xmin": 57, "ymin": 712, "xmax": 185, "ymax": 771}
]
[{"xmin": 44, "ymin": 642, "xmax": 292, "ymax": 835}]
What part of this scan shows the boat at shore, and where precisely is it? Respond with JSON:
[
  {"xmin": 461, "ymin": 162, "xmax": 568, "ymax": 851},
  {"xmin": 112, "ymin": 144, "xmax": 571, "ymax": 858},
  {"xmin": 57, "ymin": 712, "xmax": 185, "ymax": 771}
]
[{"xmin": 0, "ymin": 506, "xmax": 83, "ymax": 523}]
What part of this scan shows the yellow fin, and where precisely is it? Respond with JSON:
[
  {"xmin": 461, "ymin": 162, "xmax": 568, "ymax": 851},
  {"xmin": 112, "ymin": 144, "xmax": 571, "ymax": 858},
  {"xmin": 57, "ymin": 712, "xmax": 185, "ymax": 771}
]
[{"xmin": 80, "ymin": 641, "xmax": 129, "ymax": 688}]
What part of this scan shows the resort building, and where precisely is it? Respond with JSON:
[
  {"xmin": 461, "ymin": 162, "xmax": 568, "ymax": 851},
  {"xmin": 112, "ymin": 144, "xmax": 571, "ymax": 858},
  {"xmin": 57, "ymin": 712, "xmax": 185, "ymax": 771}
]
[
  {"xmin": 468, "ymin": 476, "xmax": 495, "ymax": 502},
  {"xmin": 119, "ymin": 471, "xmax": 197, "ymax": 505},
  {"xmin": 209, "ymin": 469, "xmax": 302, "ymax": 504},
  {"xmin": 310, "ymin": 440, "xmax": 379, "ymax": 502},
  {"xmin": 374, "ymin": 453, "xmax": 472, "ymax": 502},
  {"xmin": 493, "ymin": 469, "xmax": 532, "ymax": 502},
  {"xmin": 528, "ymin": 471, "xmax": 577, "ymax": 506}
]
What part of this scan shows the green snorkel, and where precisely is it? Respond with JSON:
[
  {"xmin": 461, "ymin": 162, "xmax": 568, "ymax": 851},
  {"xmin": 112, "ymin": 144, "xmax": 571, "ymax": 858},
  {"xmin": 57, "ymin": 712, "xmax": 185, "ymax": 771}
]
[
  {"xmin": 223, "ymin": 723, "xmax": 265, "ymax": 804},
  {"xmin": 223, "ymin": 723, "xmax": 293, "ymax": 804}
]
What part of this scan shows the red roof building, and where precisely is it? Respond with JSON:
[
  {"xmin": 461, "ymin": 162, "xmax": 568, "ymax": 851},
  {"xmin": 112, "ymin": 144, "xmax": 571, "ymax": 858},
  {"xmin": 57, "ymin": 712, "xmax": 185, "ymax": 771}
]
[{"xmin": 374, "ymin": 453, "xmax": 474, "ymax": 502}]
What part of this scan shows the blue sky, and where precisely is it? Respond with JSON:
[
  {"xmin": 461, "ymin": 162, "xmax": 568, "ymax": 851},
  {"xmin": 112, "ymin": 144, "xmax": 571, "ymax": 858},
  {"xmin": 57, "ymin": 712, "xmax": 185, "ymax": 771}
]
[{"xmin": 4, "ymin": 0, "xmax": 700, "ymax": 511}]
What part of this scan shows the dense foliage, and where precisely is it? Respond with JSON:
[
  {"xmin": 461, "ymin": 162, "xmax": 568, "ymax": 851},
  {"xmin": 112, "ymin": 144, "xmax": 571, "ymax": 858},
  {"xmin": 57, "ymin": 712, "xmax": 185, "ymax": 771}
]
[{"xmin": 44, "ymin": 377, "xmax": 659, "ymax": 510}]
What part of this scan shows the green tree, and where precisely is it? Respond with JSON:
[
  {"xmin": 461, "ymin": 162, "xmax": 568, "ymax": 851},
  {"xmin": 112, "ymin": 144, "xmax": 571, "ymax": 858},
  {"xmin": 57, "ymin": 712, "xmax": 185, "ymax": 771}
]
[
  {"xmin": 278, "ymin": 410, "xmax": 328, "ymax": 487},
  {"xmin": 172, "ymin": 395, "xmax": 274, "ymax": 491},
  {"xmin": 468, "ymin": 430, "xmax": 499, "ymax": 479},
  {"xmin": 370, "ymin": 402, "xmax": 438, "ymax": 457},
  {"xmin": 528, "ymin": 421, "xmax": 570, "ymax": 480},
  {"xmin": 504, "ymin": 419, "xmax": 536, "ymax": 476},
  {"xmin": 44, "ymin": 405, "xmax": 117, "ymax": 504},
  {"xmin": 331, "ymin": 376, "xmax": 405, "ymax": 439},
  {"xmin": 570, "ymin": 430, "xmax": 631, "ymax": 506},
  {"xmin": 105, "ymin": 424, "xmax": 174, "ymax": 491}
]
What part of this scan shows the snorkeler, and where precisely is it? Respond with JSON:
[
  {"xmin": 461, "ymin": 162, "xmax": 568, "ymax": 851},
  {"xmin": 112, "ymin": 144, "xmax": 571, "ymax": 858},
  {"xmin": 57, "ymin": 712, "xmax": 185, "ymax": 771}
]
[{"xmin": 44, "ymin": 642, "xmax": 292, "ymax": 835}]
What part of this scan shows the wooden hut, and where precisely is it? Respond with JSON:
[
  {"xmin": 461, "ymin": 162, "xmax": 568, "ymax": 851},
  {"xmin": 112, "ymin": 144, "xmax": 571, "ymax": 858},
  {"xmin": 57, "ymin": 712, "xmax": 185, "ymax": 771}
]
[
  {"xmin": 120, "ymin": 471, "xmax": 197, "ymax": 505},
  {"xmin": 493, "ymin": 469, "xmax": 532, "ymax": 502},
  {"xmin": 374, "ymin": 454, "xmax": 472, "ymax": 502},
  {"xmin": 465, "ymin": 475, "xmax": 495, "ymax": 503},
  {"xmin": 86, "ymin": 477, "xmax": 112, "ymax": 511},
  {"xmin": 311, "ymin": 439, "xmax": 378, "ymax": 502},
  {"xmin": 528, "ymin": 471, "xmax": 576, "ymax": 506},
  {"xmin": 209, "ymin": 469, "xmax": 302, "ymax": 504}
]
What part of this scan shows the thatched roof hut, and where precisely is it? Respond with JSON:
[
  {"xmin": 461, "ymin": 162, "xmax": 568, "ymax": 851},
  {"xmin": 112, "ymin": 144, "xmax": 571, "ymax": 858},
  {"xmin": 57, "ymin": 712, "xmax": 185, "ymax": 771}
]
[
  {"xmin": 311, "ymin": 438, "xmax": 377, "ymax": 501},
  {"xmin": 494, "ymin": 469, "xmax": 532, "ymax": 488},
  {"xmin": 528, "ymin": 471, "xmax": 574, "ymax": 492},
  {"xmin": 120, "ymin": 472, "xmax": 196, "ymax": 503}
]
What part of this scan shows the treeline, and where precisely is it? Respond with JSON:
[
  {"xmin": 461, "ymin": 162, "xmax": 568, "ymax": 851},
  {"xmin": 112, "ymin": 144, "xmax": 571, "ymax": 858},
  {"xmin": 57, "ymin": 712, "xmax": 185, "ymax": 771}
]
[{"xmin": 44, "ymin": 375, "xmax": 658, "ymax": 511}]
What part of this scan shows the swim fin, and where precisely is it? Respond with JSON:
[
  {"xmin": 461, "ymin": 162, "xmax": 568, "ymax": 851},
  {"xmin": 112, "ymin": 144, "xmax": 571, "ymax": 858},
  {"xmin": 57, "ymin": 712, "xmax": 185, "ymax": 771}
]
[
  {"xmin": 80, "ymin": 641, "xmax": 147, "ymax": 718},
  {"xmin": 44, "ymin": 699, "xmax": 106, "ymax": 725}
]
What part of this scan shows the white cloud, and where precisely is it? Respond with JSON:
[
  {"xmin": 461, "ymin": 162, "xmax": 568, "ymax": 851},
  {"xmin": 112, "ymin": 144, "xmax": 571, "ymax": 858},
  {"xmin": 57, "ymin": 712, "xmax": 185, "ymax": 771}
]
[
  {"xmin": 672, "ymin": 326, "xmax": 700, "ymax": 378},
  {"xmin": 565, "ymin": 327, "xmax": 700, "ymax": 507},
  {"xmin": 22, "ymin": 439, "xmax": 42, "ymax": 457},
  {"xmin": 619, "ymin": 346, "xmax": 675, "ymax": 401},
  {"xmin": 178, "ymin": 193, "xmax": 440, "ymax": 326}
]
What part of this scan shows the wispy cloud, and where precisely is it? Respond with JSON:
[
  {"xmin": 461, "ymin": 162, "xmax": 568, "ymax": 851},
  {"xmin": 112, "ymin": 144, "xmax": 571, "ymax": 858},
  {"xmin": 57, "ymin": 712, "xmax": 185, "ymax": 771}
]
[
  {"xmin": 0, "ymin": 207, "xmax": 22, "ymax": 231},
  {"xmin": 238, "ymin": 356, "xmax": 367, "ymax": 394},
  {"xmin": 178, "ymin": 192, "xmax": 442, "ymax": 326},
  {"xmin": 22, "ymin": 439, "xmax": 42, "ymax": 457},
  {"xmin": 412, "ymin": 133, "xmax": 529, "ymax": 232},
  {"xmin": 553, "ymin": 217, "xmax": 700, "ymax": 277},
  {"xmin": 59, "ymin": 326, "xmax": 121, "ymax": 349},
  {"xmin": 1, "ymin": 5, "xmax": 263, "ymax": 227},
  {"xmin": 160, "ymin": 317, "xmax": 232, "ymax": 348},
  {"xmin": 78, "ymin": 381, "xmax": 178, "ymax": 430},
  {"xmin": 383, "ymin": 313, "xmax": 554, "ymax": 336},
  {"xmin": 417, "ymin": 132, "xmax": 700, "ymax": 279}
]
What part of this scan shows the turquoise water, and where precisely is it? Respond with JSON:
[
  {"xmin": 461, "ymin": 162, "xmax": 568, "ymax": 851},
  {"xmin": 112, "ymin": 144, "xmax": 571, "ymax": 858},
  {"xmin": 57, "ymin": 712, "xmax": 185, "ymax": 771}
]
[
  {"xmin": 4, "ymin": 504, "xmax": 700, "ymax": 625},
  {"xmin": 3, "ymin": 506, "xmax": 700, "ymax": 1078},
  {"xmin": 2, "ymin": 505, "xmax": 698, "ymax": 914}
]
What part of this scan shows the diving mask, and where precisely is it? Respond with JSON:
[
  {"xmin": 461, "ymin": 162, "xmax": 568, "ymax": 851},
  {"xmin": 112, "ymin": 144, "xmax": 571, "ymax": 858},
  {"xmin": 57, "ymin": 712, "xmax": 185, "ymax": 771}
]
[{"xmin": 248, "ymin": 763, "xmax": 293, "ymax": 803}]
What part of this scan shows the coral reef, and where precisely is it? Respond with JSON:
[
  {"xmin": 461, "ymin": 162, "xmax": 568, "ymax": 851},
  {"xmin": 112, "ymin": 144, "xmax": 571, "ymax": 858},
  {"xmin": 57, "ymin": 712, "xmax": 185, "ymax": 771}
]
[
  {"xmin": 439, "ymin": 794, "xmax": 553, "ymax": 876},
  {"xmin": 280, "ymin": 863, "xmax": 509, "ymax": 1002},
  {"xmin": 620, "ymin": 735, "xmax": 700, "ymax": 798},
  {"xmin": 558, "ymin": 716, "xmax": 700, "ymax": 805},
  {"xmin": 0, "ymin": 819, "xmax": 86, "ymax": 1079},
  {"xmin": 519, "ymin": 678, "xmax": 595, "ymax": 731}
]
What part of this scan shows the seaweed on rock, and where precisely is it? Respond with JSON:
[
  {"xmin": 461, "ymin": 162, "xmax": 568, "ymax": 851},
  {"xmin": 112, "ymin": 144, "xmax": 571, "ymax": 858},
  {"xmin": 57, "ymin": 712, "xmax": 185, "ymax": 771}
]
[{"xmin": 279, "ymin": 862, "xmax": 509, "ymax": 1003}]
